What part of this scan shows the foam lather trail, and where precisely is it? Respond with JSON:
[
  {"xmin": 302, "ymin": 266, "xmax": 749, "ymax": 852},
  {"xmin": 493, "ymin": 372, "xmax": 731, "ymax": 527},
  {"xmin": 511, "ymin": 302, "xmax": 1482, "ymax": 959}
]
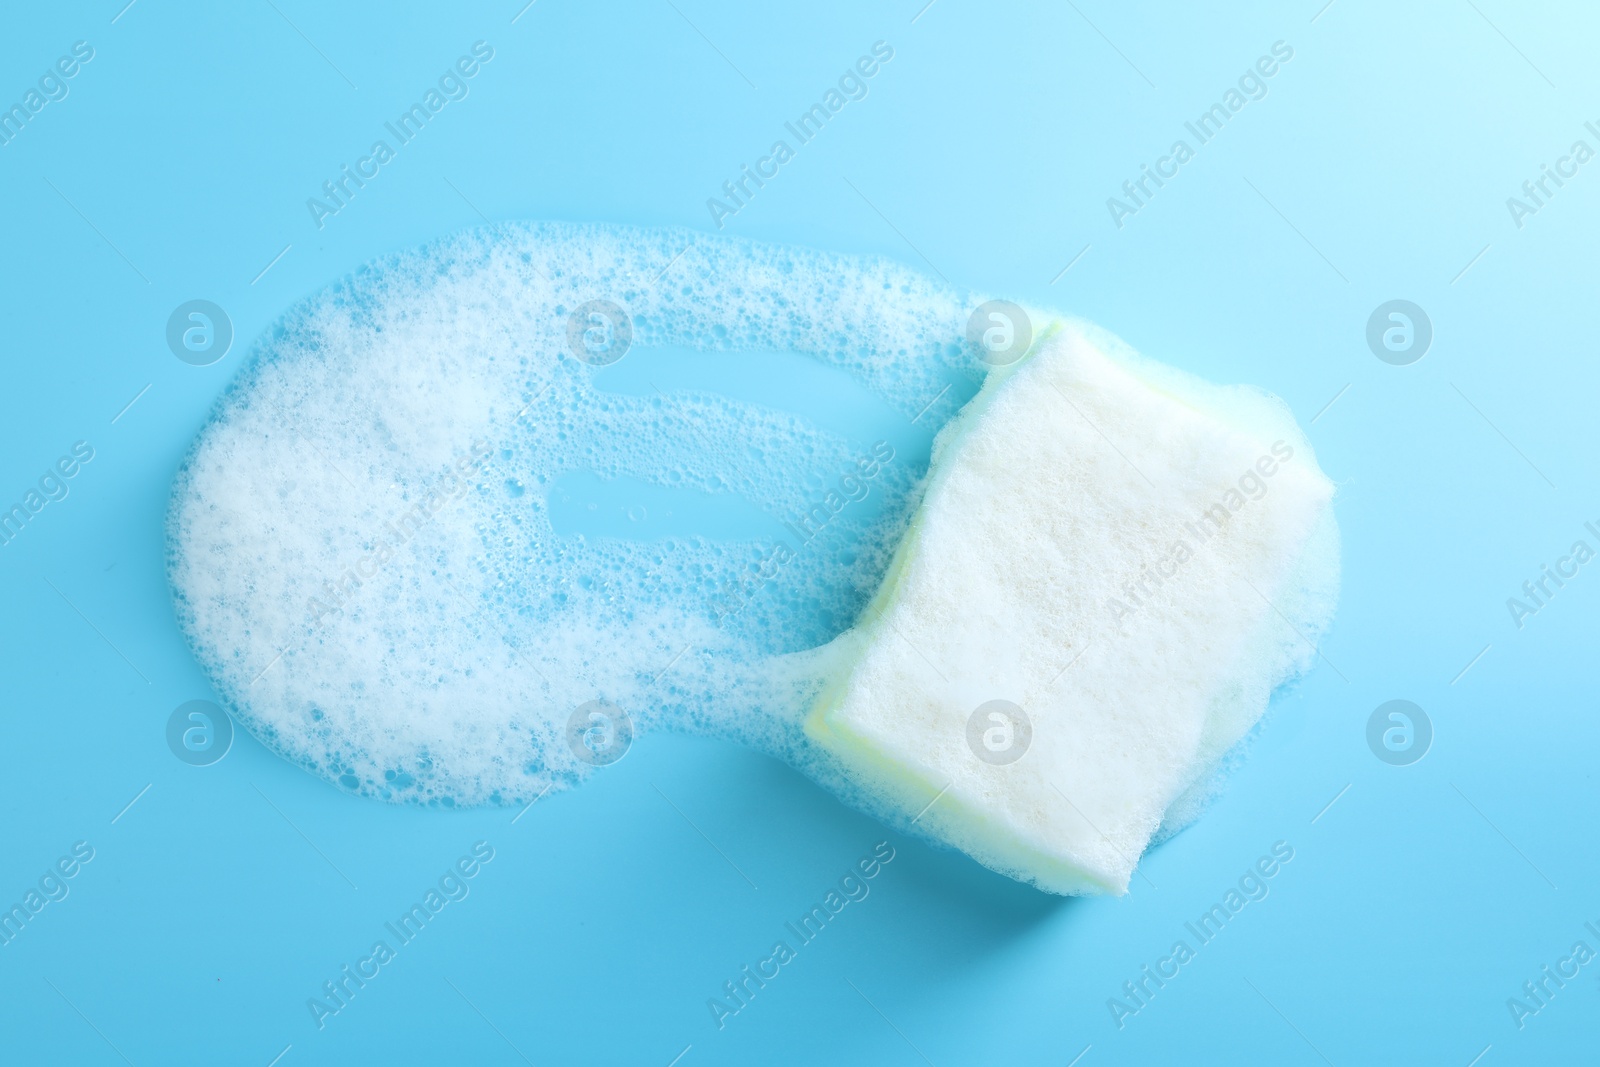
[{"xmin": 167, "ymin": 222, "xmax": 1339, "ymax": 894}]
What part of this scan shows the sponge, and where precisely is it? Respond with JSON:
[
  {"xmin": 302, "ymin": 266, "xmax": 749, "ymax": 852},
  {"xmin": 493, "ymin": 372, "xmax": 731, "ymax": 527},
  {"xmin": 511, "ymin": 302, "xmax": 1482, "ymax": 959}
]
[{"xmin": 803, "ymin": 317, "xmax": 1337, "ymax": 894}]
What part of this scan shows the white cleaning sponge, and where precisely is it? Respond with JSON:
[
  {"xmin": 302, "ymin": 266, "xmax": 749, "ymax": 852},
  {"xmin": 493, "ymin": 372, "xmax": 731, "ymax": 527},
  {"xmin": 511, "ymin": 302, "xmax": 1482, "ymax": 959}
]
[{"xmin": 804, "ymin": 318, "xmax": 1337, "ymax": 894}]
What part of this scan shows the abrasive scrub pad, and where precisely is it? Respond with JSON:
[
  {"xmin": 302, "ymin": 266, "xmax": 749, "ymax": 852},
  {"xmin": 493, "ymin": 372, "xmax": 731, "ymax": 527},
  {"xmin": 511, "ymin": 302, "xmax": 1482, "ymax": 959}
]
[{"xmin": 803, "ymin": 319, "xmax": 1338, "ymax": 895}]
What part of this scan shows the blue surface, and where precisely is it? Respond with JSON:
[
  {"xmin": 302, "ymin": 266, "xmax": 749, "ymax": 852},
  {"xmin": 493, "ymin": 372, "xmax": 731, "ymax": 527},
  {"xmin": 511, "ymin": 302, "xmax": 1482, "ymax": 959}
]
[{"xmin": 1, "ymin": 1, "xmax": 1596, "ymax": 1064}]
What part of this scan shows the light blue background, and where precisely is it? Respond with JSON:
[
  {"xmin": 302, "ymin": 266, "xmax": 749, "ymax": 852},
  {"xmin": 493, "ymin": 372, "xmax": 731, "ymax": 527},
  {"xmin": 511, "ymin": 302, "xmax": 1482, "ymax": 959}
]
[{"xmin": 1, "ymin": 1, "xmax": 1595, "ymax": 1064}]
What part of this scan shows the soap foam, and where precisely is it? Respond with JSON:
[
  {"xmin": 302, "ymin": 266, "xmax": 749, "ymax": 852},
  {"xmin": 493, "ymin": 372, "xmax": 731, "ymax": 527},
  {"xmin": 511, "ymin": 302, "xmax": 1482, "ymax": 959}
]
[{"xmin": 168, "ymin": 222, "xmax": 976, "ymax": 805}]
